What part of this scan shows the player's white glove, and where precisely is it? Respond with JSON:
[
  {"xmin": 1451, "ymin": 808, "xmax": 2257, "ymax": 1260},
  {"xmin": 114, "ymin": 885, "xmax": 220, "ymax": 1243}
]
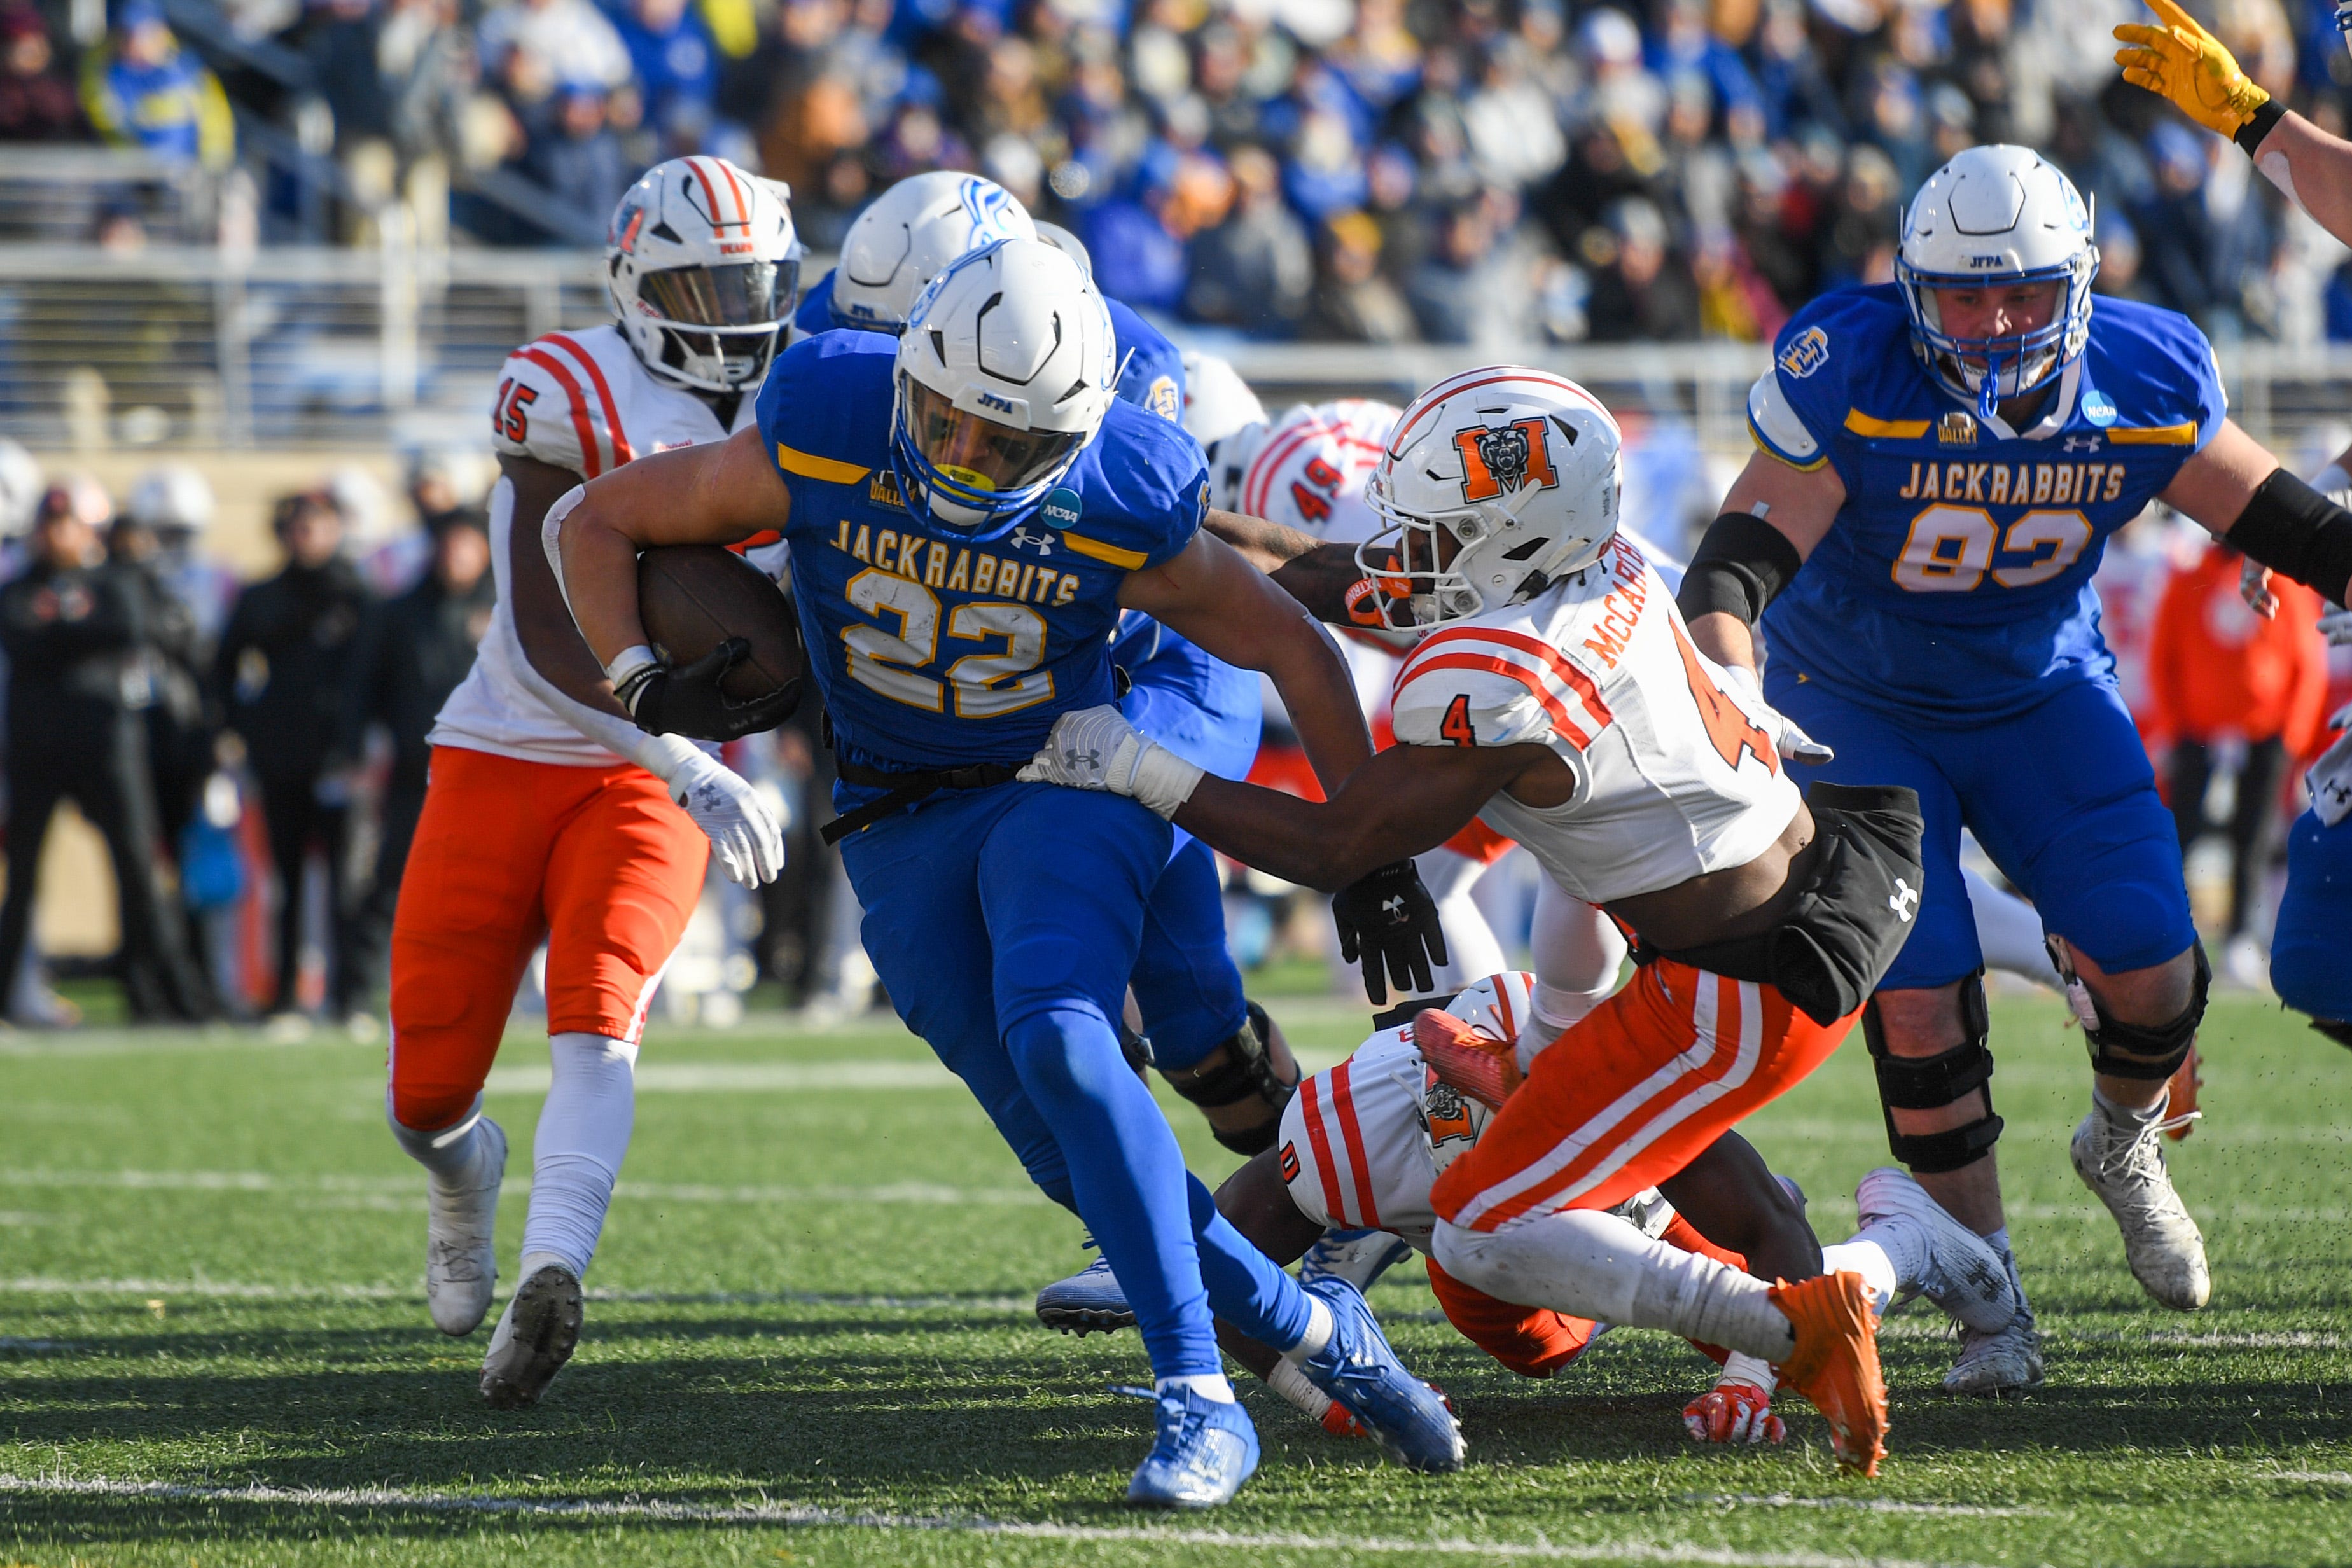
[
  {"xmin": 2318, "ymin": 605, "xmax": 2352, "ymax": 646},
  {"xmin": 1683, "ymin": 1382, "xmax": 1786, "ymax": 1445},
  {"xmin": 1718, "ymin": 664, "xmax": 1834, "ymax": 765},
  {"xmin": 665, "ymin": 749, "xmax": 785, "ymax": 887},
  {"xmin": 2311, "ymin": 723, "xmax": 2352, "ymax": 828},
  {"xmin": 1018, "ymin": 705, "xmax": 1204, "ymax": 820}
]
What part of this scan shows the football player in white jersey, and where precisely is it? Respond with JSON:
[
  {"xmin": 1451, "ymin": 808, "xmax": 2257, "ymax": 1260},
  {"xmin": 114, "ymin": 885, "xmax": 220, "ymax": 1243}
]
[
  {"xmin": 1024, "ymin": 366, "xmax": 1937, "ymax": 1475},
  {"xmin": 386, "ymin": 156, "xmax": 797, "ymax": 1410},
  {"xmin": 1200, "ymin": 971, "xmax": 2017, "ymax": 1448}
]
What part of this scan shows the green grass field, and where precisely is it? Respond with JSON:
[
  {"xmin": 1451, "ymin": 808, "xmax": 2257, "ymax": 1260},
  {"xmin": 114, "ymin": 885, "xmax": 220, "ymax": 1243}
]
[{"xmin": 2, "ymin": 986, "xmax": 2349, "ymax": 1566}]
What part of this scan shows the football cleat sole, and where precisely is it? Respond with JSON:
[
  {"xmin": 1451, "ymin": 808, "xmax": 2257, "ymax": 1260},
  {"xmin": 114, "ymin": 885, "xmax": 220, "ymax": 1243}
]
[{"xmin": 480, "ymin": 1263, "xmax": 583, "ymax": 1410}]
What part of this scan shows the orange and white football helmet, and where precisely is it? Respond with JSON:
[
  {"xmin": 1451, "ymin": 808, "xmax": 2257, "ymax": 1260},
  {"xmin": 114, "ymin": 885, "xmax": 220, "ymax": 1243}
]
[
  {"xmin": 606, "ymin": 156, "xmax": 803, "ymax": 393},
  {"xmin": 1361, "ymin": 368, "xmax": 1623, "ymax": 630}
]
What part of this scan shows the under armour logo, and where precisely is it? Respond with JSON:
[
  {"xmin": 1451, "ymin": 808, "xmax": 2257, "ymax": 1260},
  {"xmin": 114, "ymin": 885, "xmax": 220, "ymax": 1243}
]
[
  {"xmin": 1381, "ymin": 894, "xmax": 1408, "ymax": 922},
  {"xmin": 2063, "ymin": 435, "xmax": 2102, "ymax": 452},
  {"xmin": 1889, "ymin": 878, "xmax": 1919, "ymax": 922},
  {"xmin": 1066, "ymin": 745, "xmax": 1102, "ymax": 772},
  {"xmin": 1010, "ymin": 527, "xmax": 1055, "ymax": 554}
]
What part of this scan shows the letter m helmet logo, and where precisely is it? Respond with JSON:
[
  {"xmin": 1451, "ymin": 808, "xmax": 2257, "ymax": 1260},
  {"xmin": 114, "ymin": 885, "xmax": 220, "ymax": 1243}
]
[{"xmin": 1452, "ymin": 419, "xmax": 1559, "ymax": 504}]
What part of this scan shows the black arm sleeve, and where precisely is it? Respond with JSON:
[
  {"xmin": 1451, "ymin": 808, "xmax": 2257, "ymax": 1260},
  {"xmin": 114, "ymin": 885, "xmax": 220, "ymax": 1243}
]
[
  {"xmin": 1676, "ymin": 512, "xmax": 1806, "ymax": 630},
  {"xmin": 2226, "ymin": 469, "xmax": 2352, "ymax": 606}
]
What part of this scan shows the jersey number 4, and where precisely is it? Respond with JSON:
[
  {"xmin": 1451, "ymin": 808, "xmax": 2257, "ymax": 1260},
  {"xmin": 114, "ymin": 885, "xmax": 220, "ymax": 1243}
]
[
  {"xmin": 1669, "ymin": 618, "xmax": 1777, "ymax": 775},
  {"xmin": 842, "ymin": 568, "xmax": 1054, "ymax": 718}
]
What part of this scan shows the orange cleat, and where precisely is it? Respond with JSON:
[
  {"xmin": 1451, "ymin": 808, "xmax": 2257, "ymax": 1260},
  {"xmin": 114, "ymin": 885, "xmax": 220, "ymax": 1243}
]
[
  {"xmin": 1413, "ymin": 1008, "xmax": 1522, "ymax": 1111},
  {"xmin": 1767, "ymin": 1271, "xmax": 1888, "ymax": 1477},
  {"xmin": 2164, "ymin": 1044, "xmax": 2203, "ymax": 1141}
]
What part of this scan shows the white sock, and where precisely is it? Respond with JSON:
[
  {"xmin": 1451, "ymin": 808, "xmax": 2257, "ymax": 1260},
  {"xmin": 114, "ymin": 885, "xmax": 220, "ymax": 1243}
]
[
  {"xmin": 388, "ymin": 1093, "xmax": 491, "ymax": 1188},
  {"xmin": 1434, "ymin": 1212, "xmax": 1797, "ymax": 1362},
  {"xmin": 1520, "ymin": 884, "xmax": 1627, "ymax": 1067},
  {"xmin": 1283, "ymin": 1294, "xmax": 1335, "ymax": 1361},
  {"xmin": 1821, "ymin": 1238, "xmax": 1901, "ymax": 1317},
  {"xmin": 1157, "ymin": 1373, "xmax": 1236, "ymax": 1404},
  {"xmin": 2094, "ymin": 1085, "xmax": 2166, "ymax": 1125},
  {"xmin": 518, "ymin": 1032, "xmax": 638, "ymax": 1280}
]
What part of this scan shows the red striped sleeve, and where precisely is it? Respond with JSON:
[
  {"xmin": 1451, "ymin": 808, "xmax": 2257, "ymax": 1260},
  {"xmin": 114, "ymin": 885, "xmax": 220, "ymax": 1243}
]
[
  {"xmin": 515, "ymin": 347, "xmax": 602, "ymax": 478},
  {"xmin": 544, "ymin": 335, "xmax": 634, "ymax": 466},
  {"xmin": 1397, "ymin": 651, "xmax": 1596, "ymax": 749},
  {"xmin": 1329, "ymin": 1060, "xmax": 1382, "ymax": 1231},
  {"xmin": 1297, "ymin": 1074, "xmax": 1350, "ymax": 1226}
]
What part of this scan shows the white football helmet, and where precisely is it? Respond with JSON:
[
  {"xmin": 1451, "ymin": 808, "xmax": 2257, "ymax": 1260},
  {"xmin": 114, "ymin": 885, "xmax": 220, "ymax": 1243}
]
[
  {"xmin": 1183, "ymin": 351, "xmax": 1270, "ymax": 511},
  {"xmin": 607, "ymin": 156, "xmax": 803, "ymax": 394},
  {"xmin": 1032, "ymin": 219, "xmax": 1093, "ymax": 279},
  {"xmin": 1361, "ymin": 367, "xmax": 1623, "ymax": 630},
  {"xmin": 1411, "ymin": 971, "xmax": 1536, "ymax": 1174},
  {"xmin": 891, "ymin": 237, "xmax": 1117, "ymax": 534},
  {"xmin": 127, "ymin": 464, "xmax": 216, "ymax": 534},
  {"xmin": 833, "ymin": 170, "xmax": 1034, "ymax": 332},
  {"xmin": 1895, "ymin": 144, "xmax": 2098, "ymax": 419}
]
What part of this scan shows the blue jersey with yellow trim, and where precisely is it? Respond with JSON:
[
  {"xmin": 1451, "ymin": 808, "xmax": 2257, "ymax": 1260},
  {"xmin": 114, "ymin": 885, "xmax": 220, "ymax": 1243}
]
[
  {"xmin": 1751, "ymin": 284, "xmax": 2225, "ymax": 723},
  {"xmin": 754, "ymin": 331, "xmax": 1209, "ymax": 805},
  {"xmin": 794, "ymin": 270, "xmax": 1185, "ymax": 419}
]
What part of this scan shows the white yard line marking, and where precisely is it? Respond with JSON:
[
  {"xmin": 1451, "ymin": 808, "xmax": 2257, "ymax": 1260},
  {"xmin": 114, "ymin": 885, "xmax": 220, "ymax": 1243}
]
[
  {"xmin": 2270, "ymin": 1471, "xmax": 2352, "ymax": 1485},
  {"xmin": 1681, "ymin": 1493, "xmax": 2042, "ymax": 1518},
  {"xmin": 0, "ymin": 1474, "xmax": 2001, "ymax": 1567},
  {"xmin": 484, "ymin": 1062, "xmax": 961, "ymax": 1093},
  {"xmin": 0, "ymin": 1277, "xmax": 1034, "ymax": 1311},
  {"xmin": 0, "ymin": 1170, "xmax": 1045, "ymax": 1207}
]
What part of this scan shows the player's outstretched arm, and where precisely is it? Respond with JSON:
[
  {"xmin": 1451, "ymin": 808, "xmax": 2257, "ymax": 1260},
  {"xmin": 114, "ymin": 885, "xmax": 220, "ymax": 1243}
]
[
  {"xmin": 1118, "ymin": 530, "xmax": 1374, "ymax": 792},
  {"xmin": 1200, "ymin": 508, "xmax": 1374, "ymax": 626},
  {"xmin": 2164, "ymin": 419, "xmax": 2352, "ymax": 609},
  {"xmin": 1683, "ymin": 450, "xmax": 1844, "ymax": 677},
  {"xmin": 2114, "ymin": 0, "xmax": 2352, "ymax": 243}
]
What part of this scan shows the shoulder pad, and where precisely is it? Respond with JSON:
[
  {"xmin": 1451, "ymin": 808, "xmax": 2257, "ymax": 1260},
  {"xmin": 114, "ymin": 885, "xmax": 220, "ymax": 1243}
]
[
  {"xmin": 755, "ymin": 331, "xmax": 895, "ymax": 487},
  {"xmin": 493, "ymin": 334, "xmax": 634, "ymax": 478},
  {"xmin": 1758, "ymin": 291, "xmax": 1884, "ymax": 472},
  {"xmin": 1059, "ymin": 402, "xmax": 1210, "ymax": 572},
  {"xmin": 1390, "ymin": 625, "xmax": 1613, "ymax": 752},
  {"xmin": 1108, "ymin": 299, "xmax": 1185, "ymax": 422}
]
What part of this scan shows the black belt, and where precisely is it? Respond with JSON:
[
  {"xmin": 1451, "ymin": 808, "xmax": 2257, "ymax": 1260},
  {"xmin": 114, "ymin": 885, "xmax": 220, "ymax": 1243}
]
[{"xmin": 820, "ymin": 754, "xmax": 1023, "ymax": 844}]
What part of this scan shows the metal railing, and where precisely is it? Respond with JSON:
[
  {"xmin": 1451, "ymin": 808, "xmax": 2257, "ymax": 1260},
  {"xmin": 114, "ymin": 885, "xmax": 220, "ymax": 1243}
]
[{"xmin": 6, "ymin": 242, "xmax": 2352, "ymax": 459}]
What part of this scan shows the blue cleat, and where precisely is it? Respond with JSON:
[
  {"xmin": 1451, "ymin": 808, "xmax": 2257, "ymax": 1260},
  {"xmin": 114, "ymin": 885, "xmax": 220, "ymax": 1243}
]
[
  {"xmin": 1298, "ymin": 1276, "xmax": 1466, "ymax": 1473},
  {"xmin": 1125, "ymin": 1387, "xmax": 1260, "ymax": 1508},
  {"xmin": 1300, "ymin": 1228, "xmax": 1414, "ymax": 1294},
  {"xmin": 1035, "ymin": 1246, "xmax": 1134, "ymax": 1336}
]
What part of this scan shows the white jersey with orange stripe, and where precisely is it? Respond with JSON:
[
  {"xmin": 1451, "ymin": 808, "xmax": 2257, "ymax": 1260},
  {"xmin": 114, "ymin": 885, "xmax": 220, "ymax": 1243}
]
[
  {"xmin": 1277, "ymin": 973, "xmax": 1533, "ymax": 1250},
  {"xmin": 1388, "ymin": 529, "xmax": 1802, "ymax": 907},
  {"xmin": 1235, "ymin": 399, "xmax": 1400, "ymax": 546},
  {"xmin": 431, "ymin": 324, "xmax": 759, "ymax": 766}
]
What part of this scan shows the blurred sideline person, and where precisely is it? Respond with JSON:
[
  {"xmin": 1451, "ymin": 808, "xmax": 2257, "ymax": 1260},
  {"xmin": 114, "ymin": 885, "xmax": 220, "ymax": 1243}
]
[
  {"xmin": 0, "ymin": 483, "xmax": 211, "ymax": 1022},
  {"xmin": 342, "ymin": 506, "xmax": 496, "ymax": 1011},
  {"xmin": 215, "ymin": 490, "xmax": 370, "ymax": 1026},
  {"xmin": 386, "ymin": 157, "xmax": 787, "ymax": 1411}
]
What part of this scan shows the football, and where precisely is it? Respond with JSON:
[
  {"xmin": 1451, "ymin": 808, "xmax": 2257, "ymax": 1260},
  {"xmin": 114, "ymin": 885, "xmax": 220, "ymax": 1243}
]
[{"xmin": 635, "ymin": 543, "xmax": 805, "ymax": 713}]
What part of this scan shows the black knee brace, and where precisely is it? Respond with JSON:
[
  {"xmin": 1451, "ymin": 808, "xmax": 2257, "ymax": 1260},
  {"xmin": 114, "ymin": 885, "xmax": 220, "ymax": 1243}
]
[
  {"xmin": 1117, "ymin": 1018, "xmax": 1155, "ymax": 1081},
  {"xmin": 2075, "ymin": 944, "xmax": 2208, "ymax": 1081},
  {"xmin": 2311, "ymin": 1016, "xmax": 2352, "ymax": 1053},
  {"xmin": 1167, "ymin": 1000, "xmax": 1296, "ymax": 1155},
  {"xmin": 1865, "ymin": 971, "xmax": 2003, "ymax": 1174}
]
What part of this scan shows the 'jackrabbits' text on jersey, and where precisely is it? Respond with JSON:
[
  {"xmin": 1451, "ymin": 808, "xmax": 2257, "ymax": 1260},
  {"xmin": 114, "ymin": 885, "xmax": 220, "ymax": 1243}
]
[
  {"xmin": 1751, "ymin": 285, "xmax": 2226, "ymax": 723},
  {"xmin": 434, "ymin": 324, "xmax": 757, "ymax": 765},
  {"xmin": 755, "ymin": 331, "xmax": 1208, "ymax": 813},
  {"xmin": 1388, "ymin": 532, "xmax": 1802, "ymax": 905}
]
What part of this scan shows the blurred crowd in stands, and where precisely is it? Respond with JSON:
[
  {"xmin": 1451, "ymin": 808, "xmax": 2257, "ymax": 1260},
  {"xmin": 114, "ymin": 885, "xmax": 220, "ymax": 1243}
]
[
  {"xmin": 9, "ymin": 0, "xmax": 2352, "ymax": 345},
  {"xmin": 0, "ymin": 427, "xmax": 2341, "ymax": 1027}
]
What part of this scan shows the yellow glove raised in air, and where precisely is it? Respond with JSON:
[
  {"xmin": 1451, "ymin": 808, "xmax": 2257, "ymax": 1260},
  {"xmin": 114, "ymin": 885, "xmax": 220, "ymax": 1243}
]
[{"xmin": 2113, "ymin": 0, "xmax": 2272, "ymax": 141}]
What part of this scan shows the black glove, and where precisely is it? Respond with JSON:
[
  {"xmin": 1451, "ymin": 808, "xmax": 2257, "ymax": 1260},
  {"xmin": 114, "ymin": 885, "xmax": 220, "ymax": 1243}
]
[
  {"xmin": 623, "ymin": 638, "xmax": 799, "ymax": 741},
  {"xmin": 1332, "ymin": 859, "xmax": 1449, "ymax": 1006}
]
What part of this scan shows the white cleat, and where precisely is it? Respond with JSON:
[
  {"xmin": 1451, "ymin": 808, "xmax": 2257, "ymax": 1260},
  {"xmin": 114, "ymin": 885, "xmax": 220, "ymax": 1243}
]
[
  {"xmin": 2071, "ymin": 1102, "xmax": 2211, "ymax": 1310},
  {"xmin": 1943, "ymin": 1251, "xmax": 2045, "ymax": 1398},
  {"xmin": 1298, "ymin": 1229, "xmax": 1414, "ymax": 1294},
  {"xmin": 426, "ymin": 1118, "xmax": 506, "ymax": 1337},
  {"xmin": 1854, "ymin": 1167, "xmax": 2018, "ymax": 1334},
  {"xmin": 480, "ymin": 1261, "xmax": 584, "ymax": 1409}
]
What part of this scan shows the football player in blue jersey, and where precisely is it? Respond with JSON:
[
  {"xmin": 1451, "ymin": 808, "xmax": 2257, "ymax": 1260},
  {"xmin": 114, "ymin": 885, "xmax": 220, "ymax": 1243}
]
[
  {"xmin": 2110, "ymin": 1, "xmax": 2352, "ymax": 1058},
  {"xmin": 1681, "ymin": 144, "xmax": 2352, "ymax": 1396},
  {"xmin": 793, "ymin": 169, "xmax": 1307, "ymax": 1263},
  {"xmin": 547, "ymin": 236, "xmax": 1463, "ymax": 1505}
]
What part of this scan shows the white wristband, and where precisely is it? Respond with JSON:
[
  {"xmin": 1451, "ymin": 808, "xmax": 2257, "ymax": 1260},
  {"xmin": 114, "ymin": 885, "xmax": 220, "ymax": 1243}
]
[
  {"xmin": 1123, "ymin": 738, "xmax": 1205, "ymax": 821},
  {"xmin": 604, "ymin": 644, "xmax": 659, "ymax": 713}
]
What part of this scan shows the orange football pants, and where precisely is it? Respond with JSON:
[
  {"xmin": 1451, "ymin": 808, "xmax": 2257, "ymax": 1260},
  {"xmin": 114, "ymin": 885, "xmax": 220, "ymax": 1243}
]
[
  {"xmin": 388, "ymin": 745, "xmax": 707, "ymax": 1131},
  {"xmin": 1432, "ymin": 958, "xmax": 1857, "ymax": 1233},
  {"xmin": 1424, "ymin": 1211, "xmax": 1748, "ymax": 1377}
]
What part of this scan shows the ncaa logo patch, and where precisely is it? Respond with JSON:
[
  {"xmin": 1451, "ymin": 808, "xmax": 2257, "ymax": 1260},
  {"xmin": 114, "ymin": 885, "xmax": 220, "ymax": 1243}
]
[
  {"xmin": 1040, "ymin": 487, "xmax": 1082, "ymax": 529},
  {"xmin": 1778, "ymin": 325, "xmax": 1830, "ymax": 378},
  {"xmin": 2081, "ymin": 389, "xmax": 2119, "ymax": 427}
]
